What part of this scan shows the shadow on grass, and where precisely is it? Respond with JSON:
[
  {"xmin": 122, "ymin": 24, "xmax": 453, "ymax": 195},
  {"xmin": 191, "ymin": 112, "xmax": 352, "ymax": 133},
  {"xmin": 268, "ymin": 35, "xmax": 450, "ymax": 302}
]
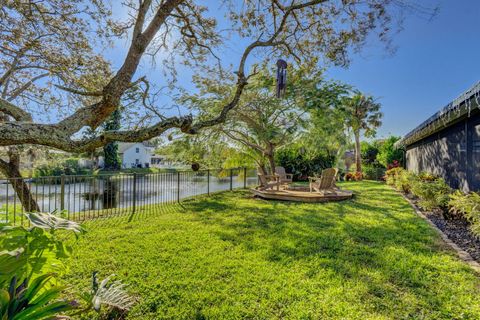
[
  {"xmin": 183, "ymin": 183, "xmax": 456, "ymax": 280},
  {"xmin": 65, "ymin": 181, "xmax": 480, "ymax": 319}
]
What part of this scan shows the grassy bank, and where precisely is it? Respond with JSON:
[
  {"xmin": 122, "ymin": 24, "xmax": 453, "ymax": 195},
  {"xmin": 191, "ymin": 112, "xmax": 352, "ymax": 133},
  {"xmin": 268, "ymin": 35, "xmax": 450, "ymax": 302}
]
[{"xmin": 66, "ymin": 181, "xmax": 480, "ymax": 319}]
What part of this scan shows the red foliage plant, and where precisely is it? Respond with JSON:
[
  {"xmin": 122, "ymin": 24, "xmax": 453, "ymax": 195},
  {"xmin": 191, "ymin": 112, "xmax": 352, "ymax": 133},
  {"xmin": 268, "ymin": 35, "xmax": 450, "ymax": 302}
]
[
  {"xmin": 387, "ymin": 160, "xmax": 400, "ymax": 170},
  {"xmin": 346, "ymin": 172, "xmax": 363, "ymax": 181}
]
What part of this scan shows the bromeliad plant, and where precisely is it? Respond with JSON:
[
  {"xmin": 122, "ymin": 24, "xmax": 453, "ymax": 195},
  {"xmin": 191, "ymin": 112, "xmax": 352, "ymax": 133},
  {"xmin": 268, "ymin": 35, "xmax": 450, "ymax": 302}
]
[
  {"xmin": 0, "ymin": 211, "xmax": 84, "ymax": 319},
  {"xmin": 78, "ymin": 272, "xmax": 136, "ymax": 316},
  {"xmin": 0, "ymin": 211, "xmax": 136, "ymax": 319}
]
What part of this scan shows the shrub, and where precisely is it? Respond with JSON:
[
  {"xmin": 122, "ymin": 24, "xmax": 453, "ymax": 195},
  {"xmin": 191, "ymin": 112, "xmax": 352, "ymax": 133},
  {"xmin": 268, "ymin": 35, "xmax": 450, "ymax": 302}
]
[
  {"xmin": 417, "ymin": 171, "xmax": 437, "ymax": 182},
  {"xmin": 276, "ymin": 149, "xmax": 335, "ymax": 181},
  {"xmin": 384, "ymin": 167, "xmax": 404, "ymax": 186},
  {"xmin": 384, "ymin": 167, "xmax": 416, "ymax": 193},
  {"xmin": 411, "ymin": 178, "xmax": 451, "ymax": 211},
  {"xmin": 377, "ymin": 136, "xmax": 403, "ymax": 167},
  {"xmin": 394, "ymin": 170, "xmax": 416, "ymax": 194},
  {"xmin": 448, "ymin": 191, "xmax": 480, "ymax": 235},
  {"xmin": 344, "ymin": 172, "xmax": 364, "ymax": 182},
  {"xmin": 354, "ymin": 172, "xmax": 363, "ymax": 181},
  {"xmin": 363, "ymin": 165, "xmax": 385, "ymax": 181},
  {"xmin": 33, "ymin": 158, "xmax": 89, "ymax": 178},
  {"xmin": 386, "ymin": 159, "xmax": 401, "ymax": 170},
  {"xmin": 360, "ymin": 141, "xmax": 380, "ymax": 165}
]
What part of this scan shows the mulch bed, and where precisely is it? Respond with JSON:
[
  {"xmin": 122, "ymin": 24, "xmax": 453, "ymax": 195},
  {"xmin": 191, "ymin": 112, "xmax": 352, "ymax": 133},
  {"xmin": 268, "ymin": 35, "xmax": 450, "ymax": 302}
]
[{"xmin": 405, "ymin": 194, "xmax": 480, "ymax": 263}]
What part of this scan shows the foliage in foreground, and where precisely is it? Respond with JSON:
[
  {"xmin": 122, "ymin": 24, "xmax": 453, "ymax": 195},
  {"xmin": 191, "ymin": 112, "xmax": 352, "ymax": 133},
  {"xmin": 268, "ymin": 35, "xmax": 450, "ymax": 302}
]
[
  {"xmin": 0, "ymin": 212, "xmax": 135, "ymax": 319},
  {"xmin": 0, "ymin": 212, "xmax": 84, "ymax": 319},
  {"xmin": 65, "ymin": 182, "xmax": 480, "ymax": 319}
]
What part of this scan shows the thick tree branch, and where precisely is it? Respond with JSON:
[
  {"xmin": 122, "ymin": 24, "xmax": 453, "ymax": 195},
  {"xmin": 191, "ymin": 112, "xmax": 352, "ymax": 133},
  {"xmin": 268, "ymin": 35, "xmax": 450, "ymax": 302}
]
[
  {"xmin": 0, "ymin": 98, "xmax": 33, "ymax": 121},
  {"xmin": 57, "ymin": 0, "xmax": 185, "ymax": 132}
]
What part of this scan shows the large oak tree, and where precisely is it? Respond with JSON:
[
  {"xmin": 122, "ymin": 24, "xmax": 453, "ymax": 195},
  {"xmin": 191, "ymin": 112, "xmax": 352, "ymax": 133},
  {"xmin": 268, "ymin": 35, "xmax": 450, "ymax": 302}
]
[{"xmin": 0, "ymin": 0, "xmax": 430, "ymax": 210}]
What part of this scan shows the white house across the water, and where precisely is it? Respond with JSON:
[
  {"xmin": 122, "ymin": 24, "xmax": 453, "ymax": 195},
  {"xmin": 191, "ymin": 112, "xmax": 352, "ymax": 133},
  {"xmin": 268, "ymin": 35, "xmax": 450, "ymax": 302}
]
[
  {"xmin": 78, "ymin": 142, "xmax": 185, "ymax": 169},
  {"xmin": 118, "ymin": 142, "xmax": 154, "ymax": 168}
]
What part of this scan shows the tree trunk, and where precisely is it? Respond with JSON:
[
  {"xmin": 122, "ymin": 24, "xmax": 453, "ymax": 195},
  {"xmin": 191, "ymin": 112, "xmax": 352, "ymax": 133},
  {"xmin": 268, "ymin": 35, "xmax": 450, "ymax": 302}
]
[
  {"xmin": 354, "ymin": 130, "xmax": 362, "ymax": 174},
  {"xmin": 0, "ymin": 154, "xmax": 40, "ymax": 213},
  {"xmin": 266, "ymin": 144, "xmax": 276, "ymax": 175},
  {"xmin": 257, "ymin": 163, "xmax": 268, "ymax": 176},
  {"xmin": 267, "ymin": 155, "xmax": 276, "ymax": 175}
]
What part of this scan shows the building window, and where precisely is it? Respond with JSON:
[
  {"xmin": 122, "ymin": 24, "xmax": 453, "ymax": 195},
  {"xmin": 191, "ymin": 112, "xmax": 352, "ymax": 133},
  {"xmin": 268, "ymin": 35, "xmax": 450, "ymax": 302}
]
[
  {"xmin": 135, "ymin": 159, "xmax": 139, "ymax": 164},
  {"xmin": 136, "ymin": 147, "xmax": 140, "ymax": 153}
]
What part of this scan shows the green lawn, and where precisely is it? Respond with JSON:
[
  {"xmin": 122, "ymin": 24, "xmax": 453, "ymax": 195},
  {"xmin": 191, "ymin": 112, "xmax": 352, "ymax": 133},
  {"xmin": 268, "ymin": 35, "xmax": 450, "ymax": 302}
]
[{"xmin": 65, "ymin": 181, "xmax": 480, "ymax": 319}]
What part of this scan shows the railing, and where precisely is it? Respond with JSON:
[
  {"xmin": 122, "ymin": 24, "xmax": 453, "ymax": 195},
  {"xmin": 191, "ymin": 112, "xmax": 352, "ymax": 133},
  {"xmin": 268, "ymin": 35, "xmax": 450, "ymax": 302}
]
[{"xmin": 0, "ymin": 167, "xmax": 257, "ymax": 225}]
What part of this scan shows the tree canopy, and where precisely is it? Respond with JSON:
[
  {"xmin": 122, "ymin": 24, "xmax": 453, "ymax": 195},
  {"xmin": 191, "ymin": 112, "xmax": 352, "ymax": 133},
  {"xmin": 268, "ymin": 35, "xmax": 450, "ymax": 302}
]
[{"xmin": 0, "ymin": 0, "xmax": 425, "ymax": 152}]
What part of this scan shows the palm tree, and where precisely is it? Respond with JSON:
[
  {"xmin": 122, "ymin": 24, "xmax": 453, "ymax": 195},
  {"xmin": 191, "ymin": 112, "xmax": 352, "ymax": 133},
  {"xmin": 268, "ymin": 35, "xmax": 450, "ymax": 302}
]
[{"xmin": 341, "ymin": 92, "xmax": 382, "ymax": 174}]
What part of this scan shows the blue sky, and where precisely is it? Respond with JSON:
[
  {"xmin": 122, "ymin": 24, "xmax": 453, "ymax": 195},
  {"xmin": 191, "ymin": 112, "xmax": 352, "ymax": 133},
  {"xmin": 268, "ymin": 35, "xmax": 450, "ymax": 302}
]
[
  {"xmin": 106, "ymin": 0, "xmax": 480, "ymax": 139},
  {"xmin": 326, "ymin": 0, "xmax": 480, "ymax": 138}
]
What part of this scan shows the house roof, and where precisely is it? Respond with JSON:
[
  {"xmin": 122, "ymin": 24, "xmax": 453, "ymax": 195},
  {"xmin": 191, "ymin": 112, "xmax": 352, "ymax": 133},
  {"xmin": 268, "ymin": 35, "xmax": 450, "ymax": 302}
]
[
  {"xmin": 396, "ymin": 81, "xmax": 480, "ymax": 148},
  {"xmin": 118, "ymin": 142, "xmax": 154, "ymax": 153}
]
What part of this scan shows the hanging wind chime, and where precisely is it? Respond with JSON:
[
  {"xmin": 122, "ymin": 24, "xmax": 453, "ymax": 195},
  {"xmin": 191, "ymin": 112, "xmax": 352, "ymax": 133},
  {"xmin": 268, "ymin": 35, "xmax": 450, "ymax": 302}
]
[{"xmin": 276, "ymin": 59, "xmax": 287, "ymax": 98}]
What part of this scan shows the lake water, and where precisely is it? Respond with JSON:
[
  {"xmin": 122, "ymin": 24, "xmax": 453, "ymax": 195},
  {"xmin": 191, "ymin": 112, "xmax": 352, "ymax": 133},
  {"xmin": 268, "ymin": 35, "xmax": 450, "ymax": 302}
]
[{"xmin": 0, "ymin": 171, "xmax": 258, "ymax": 216}]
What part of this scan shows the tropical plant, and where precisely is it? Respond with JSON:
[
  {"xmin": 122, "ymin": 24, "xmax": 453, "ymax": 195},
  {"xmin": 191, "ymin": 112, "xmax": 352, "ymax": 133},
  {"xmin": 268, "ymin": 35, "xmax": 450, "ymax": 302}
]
[
  {"xmin": 1, "ymin": 211, "xmax": 136, "ymax": 319},
  {"xmin": 0, "ymin": 273, "xmax": 72, "ymax": 320},
  {"xmin": 385, "ymin": 167, "xmax": 405, "ymax": 186},
  {"xmin": 275, "ymin": 147, "xmax": 335, "ymax": 180},
  {"xmin": 377, "ymin": 136, "xmax": 404, "ymax": 167},
  {"xmin": 341, "ymin": 92, "xmax": 383, "ymax": 174},
  {"xmin": 79, "ymin": 272, "xmax": 136, "ymax": 315},
  {"xmin": 361, "ymin": 141, "xmax": 381, "ymax": 165},
  {"xmin": 0, "ymin": 211, "xmax": 84, "ymax": 320},
  {"xmin": 394, "ymin": 169, "xmax": 416, "ymax": 193},
  {"xmin": 417, "ymin": 171, "xmax": 437, "ymax": 182},
  {"xmin": 448, "ymin": 191, "xmax": 480, "ymax": 234},
  {"xmin": 386, "ymin": 160, "xmax": 401, "ymax": 170},
  {"xmin": 411, "ymin": 178, "xmax": 451, "ymax": 211}
]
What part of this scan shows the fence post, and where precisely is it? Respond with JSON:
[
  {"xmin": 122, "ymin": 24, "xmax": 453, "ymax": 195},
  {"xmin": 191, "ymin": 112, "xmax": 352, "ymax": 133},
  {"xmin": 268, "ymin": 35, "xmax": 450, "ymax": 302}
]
[
  {"xmin": 132, "ymin": 173, "xmax": 137, "ymax": 214},
  {"xmin": 243, "ymin": 167, "xmax": 247, "ymax": 188},
  {"xmin": 177, "ymin": 171, "xmax": 180, "ymax": 203},
  {"xmin": 60, "ymin": 174, "xmax": 65, "ymax": 211},
  {"xmin": 230, "ymin": 169, "xmax": 233, "ymax": 191},
  {"xmin": 207, "ymin": 169, "xmax": 210, "ymax": 195}
]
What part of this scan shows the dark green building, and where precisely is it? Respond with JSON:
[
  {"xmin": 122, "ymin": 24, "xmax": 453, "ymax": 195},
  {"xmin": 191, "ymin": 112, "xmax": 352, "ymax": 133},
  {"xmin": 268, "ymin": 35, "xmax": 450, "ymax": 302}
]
[{"xmin": 396, "ymin": 82, "xmax": 480, "ymax": 192}]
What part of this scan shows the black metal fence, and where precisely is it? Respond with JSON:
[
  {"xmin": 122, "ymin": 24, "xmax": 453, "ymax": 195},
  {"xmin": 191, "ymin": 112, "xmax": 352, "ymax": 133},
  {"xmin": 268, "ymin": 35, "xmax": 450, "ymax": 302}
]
[{"xmin": 0, "ymin": 168, "xmax": 258, "ymax": 225}]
